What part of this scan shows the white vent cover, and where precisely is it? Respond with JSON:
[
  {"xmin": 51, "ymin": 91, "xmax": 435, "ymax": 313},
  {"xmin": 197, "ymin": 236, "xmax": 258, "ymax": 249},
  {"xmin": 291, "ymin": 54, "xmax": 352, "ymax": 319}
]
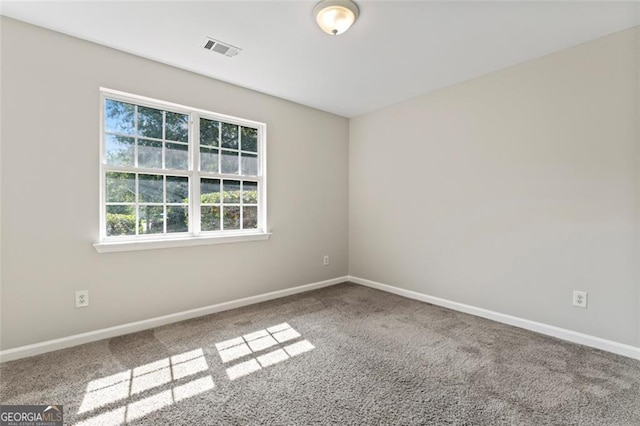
[{"xmin": 201, "ymin": 37, "xmax": 242, "ymax": 57}]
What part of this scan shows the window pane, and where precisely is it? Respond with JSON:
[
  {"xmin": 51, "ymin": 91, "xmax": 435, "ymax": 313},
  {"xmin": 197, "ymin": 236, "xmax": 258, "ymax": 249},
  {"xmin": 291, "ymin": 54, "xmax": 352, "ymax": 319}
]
[
  {"xmin": 167, "ymin": 176, "xmax": 188, "ymax": 203},
  {"xmin": 138, "ymin": 106, "xmax": 163, "ymax": 139},
  {"xmin": 200, "ymin": 147, "xmax": 218, "ymax": 173},
  {"xmin": 139, "ymin": 174, "xmax": 163, "ymax": 203},
  {"xmin": 221, "ymin": 123, "xmax": 239, "ymax": 149},
  {"xmin": 102, "ymin": 93, "xmax": 264, "ymax": 240},
  {"xmin": 139, "ymin": 205, "xmax": 164, "ymax": 234},
  {"xmin": 166, "ymin": 142, "xmax": 189, "ymax": 170},
  {"xmin": 201, "ymin": 206, "xmax": 220, "ymax": 231},
  {"xmin": 241, "ymin": 127, "xmax": 258, "ymax": 153},
  {"xmin": 106, "ymin": 205, "xmax": 136, "ymax": 236},
  {"xmin": 242, "ymin": 182, "xmax": 258, "ymax": 204},
  {"xmin": 105, "ymin": 99, "xmax": 135, "ymax": 135},
  {"xmin": 241, "ymin": 153, "xmax": 258, "ymax": 175},
  {"xmin": 223, "ymin": 180, "xmax": 241, "ymax": 203},
  {"xmin": 223, "ymin": 206, "xmax": 240, "ymax": 230},
  {"xmin": 138, "ymin": 139, "xmax": 162, "ymax": 169},
  {"xmin": 200, "ymin": 118, "xmax": 219, "ymax": 147},
  {"xmin": 167, "ymin": 206, "xmax": 188, "ymax": 233},
  {"xmin": 221, "ymin": 150, "xmax": 238, "ymax": 174},
  {"xmin": 243, "ymin": 206, "xmax": 258, "ymax": 229},
  {"xmin": 106, "ymin": 134, "xmax": 134, "ymax": 166},
  {"xmin": 106, "ymin": 172, "xmax": 135, "ymax": 202},
  {"xmin": 200, "ymin": 178, "xmax": 220, "ymax": 204},
  {"xmin": 166, "ymin": 112, "xmax": 188, "ymax": 142}
]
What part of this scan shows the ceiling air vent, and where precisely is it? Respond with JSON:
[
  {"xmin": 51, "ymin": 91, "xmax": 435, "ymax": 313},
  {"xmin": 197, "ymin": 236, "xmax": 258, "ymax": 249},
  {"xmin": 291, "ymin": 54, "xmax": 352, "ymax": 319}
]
[{"xmin": 201, "ymin": 37, "xmax": 242, "ymax": 58}]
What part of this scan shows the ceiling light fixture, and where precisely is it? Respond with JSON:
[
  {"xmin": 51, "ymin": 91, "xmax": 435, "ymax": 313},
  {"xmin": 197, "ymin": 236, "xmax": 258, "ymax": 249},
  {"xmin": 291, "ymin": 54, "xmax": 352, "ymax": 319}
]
[{"xmin": 313, "ymin": 0, "xmax": 359, "ymax": 36}]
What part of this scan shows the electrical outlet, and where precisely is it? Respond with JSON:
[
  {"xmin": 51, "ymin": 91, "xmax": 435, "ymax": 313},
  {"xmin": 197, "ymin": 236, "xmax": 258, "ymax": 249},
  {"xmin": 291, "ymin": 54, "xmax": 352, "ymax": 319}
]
[
  {"xmin": 572, "ymin": 290, "xmax": 587, "ymax": 308},
  {"xmin": 323, "ymin": 255, "xmax": 329, "ymax": 266},
  {"xmin": 76, "ymin": 290, "xmax": 89, "ymax": 308}
]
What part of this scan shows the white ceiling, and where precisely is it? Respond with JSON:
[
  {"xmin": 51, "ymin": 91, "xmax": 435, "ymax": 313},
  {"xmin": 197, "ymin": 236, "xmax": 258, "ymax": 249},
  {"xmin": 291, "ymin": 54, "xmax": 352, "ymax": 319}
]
[{"xmin": 1, "ymin": 1, "xmax": 639, "ymax": 117}]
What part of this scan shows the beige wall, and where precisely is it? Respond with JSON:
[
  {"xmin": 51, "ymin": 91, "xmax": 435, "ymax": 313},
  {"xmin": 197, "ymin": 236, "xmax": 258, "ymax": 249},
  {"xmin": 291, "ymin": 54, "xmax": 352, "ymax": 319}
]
[
  {"xmin": 350, "ymin": 27, "xmax": 640, "ymax": 346},
  {"xmin": 0, "ymin": 17, "xmax": 349, "ymax": 350}
]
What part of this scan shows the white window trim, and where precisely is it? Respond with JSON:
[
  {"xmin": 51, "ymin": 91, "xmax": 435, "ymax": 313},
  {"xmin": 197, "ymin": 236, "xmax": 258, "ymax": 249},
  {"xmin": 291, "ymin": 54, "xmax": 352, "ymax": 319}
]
[
  {"xmin": 93, "ymin": 232, "xmax": 271, "ymax": 253},
  {"xmin": 94, "ymin": 88, "xmax": 269, "ymax": 253}
]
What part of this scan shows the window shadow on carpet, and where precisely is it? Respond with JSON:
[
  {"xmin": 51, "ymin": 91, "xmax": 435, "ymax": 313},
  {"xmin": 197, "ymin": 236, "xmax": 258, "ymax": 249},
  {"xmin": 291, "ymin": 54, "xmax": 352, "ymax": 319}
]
[
  {"xmin": 74, "ymin": 322, "xmax": 314, "ymax": 425},
  {"xmin": 215, "ymin": 322, "xmax": 315, "ymax": 380}
]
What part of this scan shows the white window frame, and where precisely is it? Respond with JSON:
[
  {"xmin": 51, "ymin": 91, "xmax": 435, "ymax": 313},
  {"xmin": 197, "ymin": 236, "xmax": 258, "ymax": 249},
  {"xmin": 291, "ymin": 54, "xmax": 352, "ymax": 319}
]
[{"xmin": 94, "ymin": 88, "xmax": 269, "ymax": 253}]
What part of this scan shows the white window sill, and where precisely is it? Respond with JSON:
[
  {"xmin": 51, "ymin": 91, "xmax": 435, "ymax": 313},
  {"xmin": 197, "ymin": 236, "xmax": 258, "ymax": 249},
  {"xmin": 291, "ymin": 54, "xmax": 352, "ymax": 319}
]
[{"xmin": 93, "ymin": 232, "xmax": 271, "ymax": 253}]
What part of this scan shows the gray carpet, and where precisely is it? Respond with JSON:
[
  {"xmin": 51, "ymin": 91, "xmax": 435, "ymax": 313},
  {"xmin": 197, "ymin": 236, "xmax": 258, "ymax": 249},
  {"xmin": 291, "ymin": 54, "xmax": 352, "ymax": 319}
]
[{"xmin": 1, "ymin": 282, "xmax": 639, "ymax": 425}]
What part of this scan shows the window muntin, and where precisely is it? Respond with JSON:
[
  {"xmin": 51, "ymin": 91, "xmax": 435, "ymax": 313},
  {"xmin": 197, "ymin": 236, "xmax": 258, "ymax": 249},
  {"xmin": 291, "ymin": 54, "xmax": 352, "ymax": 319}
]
[{"xmin": 100, "ymin": 89, "xmax": 266, "ymax": 243}]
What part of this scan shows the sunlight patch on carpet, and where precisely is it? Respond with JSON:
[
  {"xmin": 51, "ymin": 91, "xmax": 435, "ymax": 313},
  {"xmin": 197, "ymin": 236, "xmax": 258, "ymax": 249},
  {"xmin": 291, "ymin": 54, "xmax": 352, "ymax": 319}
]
[
  {"xmin": 215, "ymin": 323, "xmax": 315, "ymax": 381},
  {"xmin": 76, "ymin": 348, "xmax": 214, "ymax": 425}
]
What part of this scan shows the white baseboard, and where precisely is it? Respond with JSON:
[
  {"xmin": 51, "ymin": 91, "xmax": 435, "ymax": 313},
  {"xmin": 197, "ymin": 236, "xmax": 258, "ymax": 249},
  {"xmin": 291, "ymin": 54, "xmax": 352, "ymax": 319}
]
[
  {"xmin": 0, "ymin": 276, "xmax": 348, "ymax": 363},
  {"xmin": 348, "ymin": 275, "xmax": 640, "ymax": 361}
]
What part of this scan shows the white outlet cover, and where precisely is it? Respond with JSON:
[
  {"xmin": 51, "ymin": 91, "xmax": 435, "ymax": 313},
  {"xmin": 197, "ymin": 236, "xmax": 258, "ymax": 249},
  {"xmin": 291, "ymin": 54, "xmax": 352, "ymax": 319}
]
[
  {"xmin": 572, "ymin": 290, "xmax": 587, "ymax": 308},
  {"xmin": 76, "ymin": 290, "xmax": 89, "ymax": 308}
]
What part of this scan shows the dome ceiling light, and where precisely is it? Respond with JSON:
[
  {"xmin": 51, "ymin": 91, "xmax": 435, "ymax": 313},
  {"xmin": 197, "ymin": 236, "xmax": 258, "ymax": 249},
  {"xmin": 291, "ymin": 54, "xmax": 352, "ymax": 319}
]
[{"xmin": 313, "ymin": 0, "xmax": 359, "ymax": 36}]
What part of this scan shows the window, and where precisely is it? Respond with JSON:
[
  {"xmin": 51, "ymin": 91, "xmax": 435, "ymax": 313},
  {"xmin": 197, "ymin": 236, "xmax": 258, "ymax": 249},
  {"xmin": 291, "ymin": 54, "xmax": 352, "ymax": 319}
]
[{"xmin": 95, "ymin": 88, "xmax": 268, "ymax": 253}]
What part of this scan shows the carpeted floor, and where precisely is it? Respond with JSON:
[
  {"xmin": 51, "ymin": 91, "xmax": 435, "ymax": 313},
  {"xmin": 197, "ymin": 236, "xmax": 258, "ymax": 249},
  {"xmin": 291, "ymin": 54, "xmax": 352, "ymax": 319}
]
[{"xmin": 1, "ymin": 282, "xmax": 639, "ymax": 425}]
